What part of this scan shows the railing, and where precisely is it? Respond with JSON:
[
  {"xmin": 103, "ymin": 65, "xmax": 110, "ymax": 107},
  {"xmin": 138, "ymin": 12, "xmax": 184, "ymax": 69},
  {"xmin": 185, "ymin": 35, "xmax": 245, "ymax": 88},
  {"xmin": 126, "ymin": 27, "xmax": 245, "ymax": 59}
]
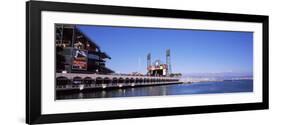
[{"xmin": 56, "ymin": 81, "xmax": 182, "ymax": 90}]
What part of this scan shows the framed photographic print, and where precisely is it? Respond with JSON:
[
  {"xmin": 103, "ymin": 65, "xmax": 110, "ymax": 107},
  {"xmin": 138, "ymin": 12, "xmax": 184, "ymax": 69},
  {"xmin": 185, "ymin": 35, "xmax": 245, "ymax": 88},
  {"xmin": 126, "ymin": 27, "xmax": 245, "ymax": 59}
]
[{"xmin": 26, "ymin": 1, "xmax": 269, "ymax": 124}]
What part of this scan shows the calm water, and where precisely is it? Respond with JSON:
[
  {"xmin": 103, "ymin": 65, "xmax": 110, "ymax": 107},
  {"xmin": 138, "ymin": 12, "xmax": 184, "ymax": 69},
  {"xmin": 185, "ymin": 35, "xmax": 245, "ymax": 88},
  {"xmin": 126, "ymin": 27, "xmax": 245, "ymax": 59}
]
[{"xmin": 56, "ymin": 80, "xmax": 253, "ymax": 100}]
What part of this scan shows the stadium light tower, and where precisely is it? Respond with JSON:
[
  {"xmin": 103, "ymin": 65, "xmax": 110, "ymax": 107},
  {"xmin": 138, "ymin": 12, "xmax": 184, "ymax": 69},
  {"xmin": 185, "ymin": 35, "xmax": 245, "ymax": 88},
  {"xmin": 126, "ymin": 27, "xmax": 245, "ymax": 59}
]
[
  {"xmin": 147, "ymin": 53, "xmax": 151, "ymax": 72},
  {"xmin": 166, "ymin": 49, "xmax": 172, "ymax": 75}
]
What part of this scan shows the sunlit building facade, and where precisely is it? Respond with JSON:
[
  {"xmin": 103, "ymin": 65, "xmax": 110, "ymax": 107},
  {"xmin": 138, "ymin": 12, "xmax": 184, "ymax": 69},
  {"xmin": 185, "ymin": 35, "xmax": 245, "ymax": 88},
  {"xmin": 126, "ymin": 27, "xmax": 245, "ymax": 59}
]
[{"xmin": 55, "ymin": 24, "xmax": 114, "ymax": 74}]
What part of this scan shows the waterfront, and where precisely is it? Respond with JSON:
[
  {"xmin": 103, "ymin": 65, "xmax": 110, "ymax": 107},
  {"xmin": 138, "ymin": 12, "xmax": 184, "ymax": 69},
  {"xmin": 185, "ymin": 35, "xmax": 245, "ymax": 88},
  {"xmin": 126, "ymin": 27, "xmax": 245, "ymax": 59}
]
[{"xmin": 56, "ymin": 80, "xmax": 253, "ymax": 100}]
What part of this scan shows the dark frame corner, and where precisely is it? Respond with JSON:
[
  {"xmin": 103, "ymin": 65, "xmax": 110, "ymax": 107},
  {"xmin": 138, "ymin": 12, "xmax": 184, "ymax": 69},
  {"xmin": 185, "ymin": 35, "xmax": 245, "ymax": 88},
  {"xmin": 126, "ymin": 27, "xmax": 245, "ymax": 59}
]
[{"xmin": 26, "ymin": 1, "xmax": 269, "ymax": 124}]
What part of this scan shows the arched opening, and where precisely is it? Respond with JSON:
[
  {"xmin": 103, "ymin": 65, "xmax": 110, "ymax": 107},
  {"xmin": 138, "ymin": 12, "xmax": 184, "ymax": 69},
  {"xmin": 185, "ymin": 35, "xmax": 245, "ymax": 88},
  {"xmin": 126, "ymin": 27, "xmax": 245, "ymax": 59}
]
[
  {"xmin": 83, "ymin": 77, "xmax": 92, "ymax": 87},
  {"xmin": 130, "ymin": 78, "xmax": 135, "ymax": 83},
  {"xmin": 125, "ymin": 78, "xmax": 130, "ymax": 84},
  {"xmin": 143, "ymin": 78, "xmax": 147, "ymax": 83},
  {"xmin": 147, "ymin": 78, "xmax": 150, "ymax": 83},
  {"xmin": 96, "ymin": 77, "xmax": 103, "ymax": 84},
  {"xmin": 56, "ymin": 76, "xmax": 70, "ymax": 88},
  {"xmin": 118, "ymin": 78, "xmax": 124, "ymax": 83},
  {"xmin": 56, "ymin": 76, "xmax": 69, "ymax": 85},
  {"xmin": 139, "ymin": 78, "xmax": 143, "ymax": 83},
  {"xmin": 73, "ymin": 77, "xmax": 82, "ymax": 84},
  {"xmin": 112, "ymin": 77, "xmax": 118, "ymax": 84},
  {"xmin": 83, "ymin": 77, "xmax": 92, "ymax": 84},
  {"xmin": 104, "ymin": 77, "xmax": 111, "ymax": 84}
]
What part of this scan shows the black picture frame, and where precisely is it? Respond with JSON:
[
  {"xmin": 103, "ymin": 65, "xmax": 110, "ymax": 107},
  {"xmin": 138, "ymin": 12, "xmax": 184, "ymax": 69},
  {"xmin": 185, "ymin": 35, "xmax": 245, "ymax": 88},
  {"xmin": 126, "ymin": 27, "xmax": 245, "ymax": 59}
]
[{"xmin": 26, "ymin": 1, "xmax": 269, "ymax": 124}]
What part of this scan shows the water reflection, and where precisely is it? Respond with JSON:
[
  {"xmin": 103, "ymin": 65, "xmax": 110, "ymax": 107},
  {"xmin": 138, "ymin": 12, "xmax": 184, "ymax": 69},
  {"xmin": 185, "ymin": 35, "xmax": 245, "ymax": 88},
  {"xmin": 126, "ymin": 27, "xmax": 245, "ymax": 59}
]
[{"xmin": 56, "ymin": 80, "xmax": 253, "ymax": 100}]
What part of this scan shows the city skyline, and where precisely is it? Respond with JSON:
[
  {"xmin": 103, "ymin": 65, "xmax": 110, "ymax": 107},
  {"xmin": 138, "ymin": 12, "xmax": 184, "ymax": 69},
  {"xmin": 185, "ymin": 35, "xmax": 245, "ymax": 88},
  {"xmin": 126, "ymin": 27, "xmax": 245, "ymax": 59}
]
[{"xmin": 77, "ymin": 25, "xmax": 253, "ymax": 75}]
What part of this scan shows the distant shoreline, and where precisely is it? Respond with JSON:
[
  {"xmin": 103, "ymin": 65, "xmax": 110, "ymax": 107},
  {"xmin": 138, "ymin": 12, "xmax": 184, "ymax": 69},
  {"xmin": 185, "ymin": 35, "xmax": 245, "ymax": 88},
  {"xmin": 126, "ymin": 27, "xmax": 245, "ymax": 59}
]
[{"xmin": 182, "ymin": 79, "xmax": 253, "ymax": 84}]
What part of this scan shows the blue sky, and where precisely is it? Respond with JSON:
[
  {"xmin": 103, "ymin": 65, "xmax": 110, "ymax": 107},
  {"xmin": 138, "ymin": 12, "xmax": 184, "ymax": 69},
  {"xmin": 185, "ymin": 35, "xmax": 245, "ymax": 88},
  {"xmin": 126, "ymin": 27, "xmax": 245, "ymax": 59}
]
[{"xmin": 77, "ymin": 25, "xmax": 253, "ymax": 75}]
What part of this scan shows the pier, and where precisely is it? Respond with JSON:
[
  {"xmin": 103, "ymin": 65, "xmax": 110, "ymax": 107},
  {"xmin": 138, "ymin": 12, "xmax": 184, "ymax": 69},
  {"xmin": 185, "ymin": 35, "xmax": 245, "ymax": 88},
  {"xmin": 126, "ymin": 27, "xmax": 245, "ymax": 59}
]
[{"xmin": 56, "ymin": 73, "xmax": 182, "ymax": 91}]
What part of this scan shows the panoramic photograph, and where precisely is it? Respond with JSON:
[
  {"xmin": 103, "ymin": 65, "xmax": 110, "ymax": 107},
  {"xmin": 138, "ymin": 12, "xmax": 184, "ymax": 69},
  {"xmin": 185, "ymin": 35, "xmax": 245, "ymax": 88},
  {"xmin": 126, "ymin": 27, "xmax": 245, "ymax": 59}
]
[{"xmin": 55, "ymin": 24, "xmax": 253, "ymax": 100}]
